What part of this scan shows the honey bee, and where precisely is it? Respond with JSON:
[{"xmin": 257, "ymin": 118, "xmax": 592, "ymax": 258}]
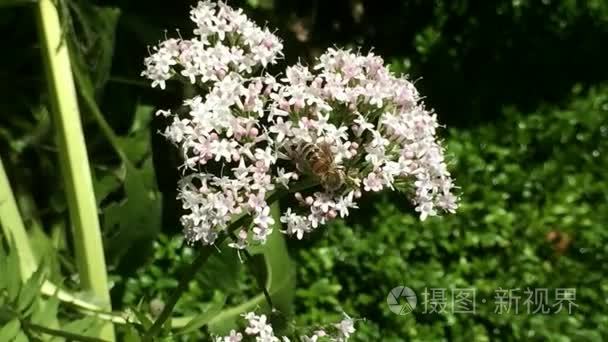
[{"xmin": 290, "ymin": 142, "xmax": 345, "ymax": 192}]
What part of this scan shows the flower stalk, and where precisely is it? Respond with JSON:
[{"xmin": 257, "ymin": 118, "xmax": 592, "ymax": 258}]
[
  {"xmin": 145, "ymin": 214, "xmax": 252, "ymax": 339},
  {"xmin": 36, "ymin": 0, "xmax": 114, "ymax": 340}
]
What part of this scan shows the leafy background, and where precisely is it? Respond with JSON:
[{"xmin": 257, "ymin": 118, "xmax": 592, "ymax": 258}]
[{"xmin": 1, "ymin": 0, "xmax": 607, "ymax": 341}]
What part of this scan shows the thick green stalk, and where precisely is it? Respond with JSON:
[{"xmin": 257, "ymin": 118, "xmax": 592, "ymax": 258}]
[
  {"xmin": 0, "ymin": 156, "xmax": 118, "ymax": 327},
  {"xmin": 0, "ymin": 158, "xmax": 37, "ymax": 279},
  {"xmin": 36, "ymin": 0, "xmax": 114, "ymax": 340}
]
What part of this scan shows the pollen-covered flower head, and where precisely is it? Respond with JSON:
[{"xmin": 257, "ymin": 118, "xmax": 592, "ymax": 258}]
[{"xmin": 143, "ymin": 2, "xmax": 458, "ymax": 248}]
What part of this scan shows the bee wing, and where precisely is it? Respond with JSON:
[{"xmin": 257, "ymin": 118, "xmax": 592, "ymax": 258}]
[{"xmin": 276, "ymin": 150, "xmax": 291, "ymax": 160}]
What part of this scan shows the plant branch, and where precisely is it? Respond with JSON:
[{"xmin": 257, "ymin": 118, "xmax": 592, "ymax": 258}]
[
  {"xmin": 145, "ymin": 177, "xmax": 316, "ymax": 338},
  {"xmin": 144, "ymin": 214, "xmax": 251, "ymax": 339},
  {"xmin": 0, "ymin": 157, "xmax": 37, "ymax": 279},
  {"xmin": 36, "ymin": 0, "xmax": 114, "ymax": 340},
  {"xmin": 23, "ymin": 320, "xmax": 109, "ymax": 342},
  {"xmin": 72, "ymin": 67, "xmax": 134, "ymax": 168},
  {"xmin": 229, "ymin": 232, "xmax": 274, "ymax": 309}
]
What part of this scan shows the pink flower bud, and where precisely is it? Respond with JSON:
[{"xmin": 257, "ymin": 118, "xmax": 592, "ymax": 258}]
[{"xmin": 249, "ymin": 127, "xmax": 259, "ymax": 138}]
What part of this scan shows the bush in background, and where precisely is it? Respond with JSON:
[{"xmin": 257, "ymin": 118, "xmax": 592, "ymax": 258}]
[{"xmin": 293, "ymin": 85, "xmax": 608, "ymax": 341}]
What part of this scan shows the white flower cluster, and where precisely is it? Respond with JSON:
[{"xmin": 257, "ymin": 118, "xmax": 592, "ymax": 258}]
[
  {"xmin": 143, "ymin": 1, "xmax": 286, "ymax": 245},
  {"xmin": 269, "ymin": 48, "xmax": 458, "ymax": 227},
  {"xmin": 143, "ymin": 1, "xmax": 458, "ymax": 247},
  {"xmin": 142, "ymin": 1, "xmax": 282, "ymax": 90},
  {"xmin": 215, "ymin": 312, "xmax": 357, "ymax": 342}
]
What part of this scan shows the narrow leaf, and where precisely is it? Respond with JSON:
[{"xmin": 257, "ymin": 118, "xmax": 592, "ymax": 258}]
[
  {"xmin": 12, "ymin": 332, "xmax": 29, "ymax": 342},
  {"xmin": 131, "ymin": 307, "xmax": 153, "ymax": 330},
  {"xmin": 61, "ymin": 316, "xmax": 101, "ymax": 337},
  {"xmin": 17, "ymin": 264, "xmax": 46, "ymax": 313},
  {"xmin": 175, "ymin": 293, "xmax": 226, "ymax": 335},
  {"xmin": 0, "ymin": 319, "xmax": 21, "ymax": 341},
  {"xmin": 6, "ymin": 248, "xmax": 22, "ymax": 301},
  {"xmin": 31, "ymin": 294, "xmax": 59, "ymax": 326}
]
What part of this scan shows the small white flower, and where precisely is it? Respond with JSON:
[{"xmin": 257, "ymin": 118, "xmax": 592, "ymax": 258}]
[
  {"xmin": 353, "ymin": 114, "xmax": 374, "ymax": 136},
  {"xmin": 254, "ymin": 206, "xmax": 275, "ymax": 228},
  {"xmin": 269, "ymin": 117, "xmax": 293, "ymax": 143},
  {"xmin": 363, "ymin": 172, "xmax": 384, "ymax": 192},
  {"xmin": 255, "ymin": 147, "xmax": 277, "ymax": 168},
  {"xmin": 335, "ymin": 317, "xmax": 356, "ymax": 340},
  {"xmin": 217, "ymin": 329, "xmax": 243, "ymax": 342},
  {"xmin": 280, "ymin": 208, "xmax": 308, "ymax": 239},
  {"xmin": 276, "ymin": 168, "xmax": 295, "ymax": 189},
  {"xmin": 228, "ymin": 229, "xmax": 248, "ymax": 250},
  {"xmin": 210, "ymin": 139, "xmax": 238, "ymax": 162}
]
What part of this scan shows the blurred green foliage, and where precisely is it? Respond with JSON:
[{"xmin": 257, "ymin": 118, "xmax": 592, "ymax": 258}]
[{"xmin": 293, "ymin": 86, "xmax": 608, "ymax": 341}]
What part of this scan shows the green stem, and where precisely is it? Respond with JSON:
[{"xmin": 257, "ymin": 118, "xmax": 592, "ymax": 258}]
[
  {"xmin": 0, "ymin": 157, "xmax": 37, "ymax": 279},
  {"xmin": 72, "ymin": 69, "xmax": 132, "ymax": 167},
  {"xmin": 144, "ymin": 214, "xmax": 251, "ymax": 340},
  {"xmin": 23, "ymin": 320, "xmax": 109, "ymax": 342},
  {"xmin": 229, "ymin": 233, "xmax": 274, "ymax": 309},
  {"xmin": 3, "ymin": 156, "xmax": 186, "ymax": 330},
  {"xmin": 36, "ymin": 0, "xmax": 114, "ymax": 340},
  {"xmin": 207, "ymin": 201, "xmax": 294, "ymax": 330},
  {"xmin": 0, "ymin": 159, "xmax": 124, "ymax": 326},
  {"xmin": 146, "ymin": 178, "xmax": 314, "ymax": 338}
]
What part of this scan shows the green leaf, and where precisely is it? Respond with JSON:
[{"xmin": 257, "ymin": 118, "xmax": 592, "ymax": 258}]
[
  {"xmin": 93, "ymin": 171, "xmax": 121, "ymax": 206},
  {"xmin": 116, "ymin": 105, "xmax": 155, "ymax": 164},
  {"xmin": 61, "ymin": 316, "xmax": 101, "ymax": 337},
  {"xmin": 5, "ymin": 247, "xmax": 22, "ymax": 301},
  {"xmin": 199, "ymin": 243, "xmax": 241, "ymax": 291},
  {"xmin": 12, "ymin": 331, "xmax": 29, "ymax": 342},
  {"xmin": 0, "ymin": 319, "xmax": 21, "ymax": 341},
  {"xmin": 0, "ymin": 246, "xmax": 8, "ymax": 290},
  {"xmin": 122, "ymin": 324, "xmax": 143, "ymax": 342},
  {"xmin": 27, "ymin": 225, "xmax": 61, "ymax": 281},
  {"xmin": 0, "ymin": 307, "xmax": 15, "ymax": 324},
  {"xmin": 102, "ymin": 163, "xmax": 162, "ymax": 267},
  {"xmin": 17, "ymin": 264, "xmax": 45, "ymax": 313},
  {"xmin": 208, "ymin": 203, "xmax": 295, "ymax": 335},
  {"xmin": 68, "ymin": 3, "xmax": 121, "ymax": 92},
  {"xmin": 131, "ymin": 307, "xmax": 153, "ymax": 331},
  {"xmin": 175, "ymin": 293, "xmax": 226, "ymax": 335},
  {"xmin": 31, "ymin": 295, "xmax": 59, "ymax": 327}
]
